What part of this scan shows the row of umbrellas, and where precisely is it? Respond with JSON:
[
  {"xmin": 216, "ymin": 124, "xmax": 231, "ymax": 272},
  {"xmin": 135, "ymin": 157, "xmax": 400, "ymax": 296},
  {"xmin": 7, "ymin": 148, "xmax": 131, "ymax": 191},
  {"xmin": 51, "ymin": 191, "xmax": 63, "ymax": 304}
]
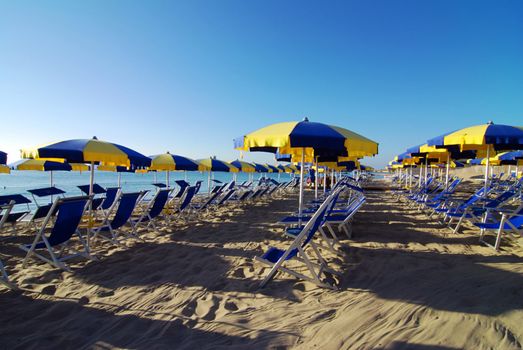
[
  {"xmin": 2, "ymin": 118, "xmax": 380, "ymax": 220},
  {"xmin": 390, "ymin": 122, "xmax": 523, "ymax": 196}
]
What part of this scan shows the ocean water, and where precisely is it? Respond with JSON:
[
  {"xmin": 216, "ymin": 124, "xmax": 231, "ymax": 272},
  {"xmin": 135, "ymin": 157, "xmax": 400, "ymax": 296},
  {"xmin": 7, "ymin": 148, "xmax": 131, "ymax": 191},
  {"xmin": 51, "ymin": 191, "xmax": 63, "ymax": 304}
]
[{"xmin": 0, "ymin": 170, "xmax": 291, "ymax": 208}]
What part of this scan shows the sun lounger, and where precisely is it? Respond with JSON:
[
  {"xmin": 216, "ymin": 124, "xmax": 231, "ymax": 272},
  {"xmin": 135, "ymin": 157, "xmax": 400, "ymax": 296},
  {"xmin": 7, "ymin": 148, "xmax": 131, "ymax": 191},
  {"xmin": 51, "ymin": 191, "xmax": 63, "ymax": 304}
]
[
  {"xmin": 91, "ymin": 191, "xmax": 145, "ymax": 244},
  {"xmin": 475, "ymin": 206, "xmax": 523, "ymax": 250},
  {"xmin": 255, "ymin": 188, "xmax": 342, "ymax": 289},
  {"xmin": 20, "ymin": 195, "xmax": 92, "ymax": 271},
  {"xmin": 26, "ymin": 186, "xmax": 66, "ymax": 229},
  {"xmin": 131, "ymin": 188, "xmax": 171, "ymax": 232},
  {"xmin": 0, "ymin": 194, "xmax": 31, "ymax": 234}
]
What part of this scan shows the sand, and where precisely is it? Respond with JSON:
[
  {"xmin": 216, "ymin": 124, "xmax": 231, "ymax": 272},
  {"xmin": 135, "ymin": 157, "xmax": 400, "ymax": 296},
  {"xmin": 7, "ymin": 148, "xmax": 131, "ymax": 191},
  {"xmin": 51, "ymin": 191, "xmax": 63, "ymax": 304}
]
[{"xmin": 1, "ymin": 186, "xmax": 523, "ymax": 349}]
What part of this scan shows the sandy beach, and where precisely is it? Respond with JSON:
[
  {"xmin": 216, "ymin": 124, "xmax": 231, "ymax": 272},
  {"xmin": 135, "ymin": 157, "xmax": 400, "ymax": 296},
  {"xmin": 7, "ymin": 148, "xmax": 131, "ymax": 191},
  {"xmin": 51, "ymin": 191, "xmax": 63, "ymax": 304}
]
[{"xmin": 1, "ymin": 185, "xmax": 522, "ymax": 350}]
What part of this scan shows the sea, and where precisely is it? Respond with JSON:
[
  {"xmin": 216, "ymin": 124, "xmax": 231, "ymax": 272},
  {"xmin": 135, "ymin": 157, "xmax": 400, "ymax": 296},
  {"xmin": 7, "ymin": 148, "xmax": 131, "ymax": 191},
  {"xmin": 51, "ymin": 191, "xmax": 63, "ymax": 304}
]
[{"xmin": 0, "ymin": 170, "xmax": 291, "ymax": 209}]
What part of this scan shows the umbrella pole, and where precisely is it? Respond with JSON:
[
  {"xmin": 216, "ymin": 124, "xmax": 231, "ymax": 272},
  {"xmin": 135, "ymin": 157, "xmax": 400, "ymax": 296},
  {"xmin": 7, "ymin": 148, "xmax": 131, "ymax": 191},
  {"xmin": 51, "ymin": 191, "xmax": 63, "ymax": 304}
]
[
  {"xmin": 118, "ymin": 173, "xmax": 121, "ymax": 187},
  {"xmin": 323, "ymin": 167, "xmax": 327, "ymax": 194},
  {"xmin": 314, "ymin": 156, "xmax": 318, "ymax": 200},
  {"xmin": 445, "ymin": 154, "xmax": 450, "ymax": 190},
  {"xmin": 184, "ymin": 170, "xmax": 188, "ymax": 182},
  {"xmin": 166, "ymin": 171, "xmax": 170, "ymax": 189},
  {"xmin": 208, "ymin": 171, "xmax": 212, "ymax": 195},
  {"xmin": 50, "ymin": 171, "xmax": 54, "ymax": 202},
  {"xmin": 484, "ymin": 147, "xmax": 490, "ymax": 198},
  {"xmin": 424, "ymin": 158, "xmax": 428, "ymax": 185},
  {"xmin": 298, "ymin": 148, "xmax": 305, "ymax": 225}
]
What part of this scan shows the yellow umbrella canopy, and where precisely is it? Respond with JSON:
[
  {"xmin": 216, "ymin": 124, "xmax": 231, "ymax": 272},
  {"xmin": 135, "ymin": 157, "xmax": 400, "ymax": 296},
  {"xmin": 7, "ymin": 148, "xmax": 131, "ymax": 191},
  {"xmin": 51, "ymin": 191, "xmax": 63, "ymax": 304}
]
[
  {"xmin": 234, "ymin": 118, "xmax": 378, "ymax": 159},
  {"xmin": 230, "ymin": 160, "xmax": 256, "ymax": 173},
  {"xmin": 197, "ymin": 158, "xmax": 239, "ymax": 172},
  {"xmin": 149, "ymin": 152, "xmax": 206, "ymax": 171}
]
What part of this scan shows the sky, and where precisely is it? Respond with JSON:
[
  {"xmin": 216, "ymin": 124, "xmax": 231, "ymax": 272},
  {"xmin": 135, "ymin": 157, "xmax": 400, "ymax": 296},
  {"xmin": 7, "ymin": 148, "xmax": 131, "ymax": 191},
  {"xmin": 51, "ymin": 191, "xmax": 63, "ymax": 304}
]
[{"xmin": 1, "ymin": 0, "xmax": 522, "ymax": 168}]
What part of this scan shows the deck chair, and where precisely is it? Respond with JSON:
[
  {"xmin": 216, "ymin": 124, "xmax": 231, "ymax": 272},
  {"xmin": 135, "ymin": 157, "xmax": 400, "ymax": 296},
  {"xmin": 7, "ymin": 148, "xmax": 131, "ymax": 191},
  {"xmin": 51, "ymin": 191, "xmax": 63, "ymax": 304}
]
[
  {"xmin": 172, "ymin": 186, "xmax": 198, "ymax": 220},
  {"xmin": 131, "ymin": 188, "xmax": 171, "ymax": 232},
  {"xmin": 99, "ymin": 187, "xmax": 121, "ymax": 214},
  {"xmin": 174, "ymin": 180, "xmax": 190, "ymax": 198},
  {"xmin": 91, "ymin": 191, "xmax": 144, "ymax": 244},
  {"xmin": 20, "ymin": 195, "xmax": 92, "ymax": 271},
  {"xmin": 215, "ymin": 189, "xmax": 236, "ymax": 206},
  {"xmin": 0, "ymin": 194, "xmax": 31, "ymax": 234},
  {"xmin": 475, "ymin": 206, "xmax": 523, "ymax": 251},
  {"xmin": 255, "ymin": 189, "xmax": 341, "ymax": 289},
  {"xmin": 191, "ymin": 189, "xmax": 220, "ymax": 216},
  {"xmin": 26, "ymin": 187, "xmax": 66, "ymax": 229},
  {"xmin": 447, "ymin": 190, "xmax": 516, "ymax": 233},
  {"xmin": 78, "ymin": 184, "xmax": 106, "ymax": 210}
]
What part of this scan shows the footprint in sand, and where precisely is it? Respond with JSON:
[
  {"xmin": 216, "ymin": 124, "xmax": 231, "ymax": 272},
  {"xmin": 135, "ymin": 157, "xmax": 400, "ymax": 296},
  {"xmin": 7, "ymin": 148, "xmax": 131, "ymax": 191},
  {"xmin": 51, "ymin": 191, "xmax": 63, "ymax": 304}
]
[
  {"xmin": 196, "ymin": 294, "xmax": 222, "ymax": 321},
  {"xmin": 40, "ymin": 285, "xmax": 57, "ymax": 295},
  {"xmin": 181, "ymin": 300, "xmax": 197, "ymax": 317}
]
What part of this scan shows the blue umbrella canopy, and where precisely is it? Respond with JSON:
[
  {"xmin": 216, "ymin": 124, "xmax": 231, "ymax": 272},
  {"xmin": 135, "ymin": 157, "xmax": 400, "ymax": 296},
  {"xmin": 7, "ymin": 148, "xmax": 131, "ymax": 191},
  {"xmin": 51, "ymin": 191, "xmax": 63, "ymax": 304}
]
[{"xmin": 21, "ymin": 137, "xmax": 151, "ymax": 167}]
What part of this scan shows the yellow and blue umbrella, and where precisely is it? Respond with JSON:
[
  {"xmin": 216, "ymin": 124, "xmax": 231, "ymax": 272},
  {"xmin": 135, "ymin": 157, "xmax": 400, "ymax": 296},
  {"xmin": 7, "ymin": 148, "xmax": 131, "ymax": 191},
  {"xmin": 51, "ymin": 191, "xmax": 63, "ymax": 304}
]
[
  {"xmin": 21, "ymin": 137, "xmax": 151, "ymax": 197},
  {"xmin": 265, "ymin": 164, "xmax": 281, "ymax": 173},
  {"xmin": 15, "ymin": 159, "xmax": 90, "ymax": 189},
  {"xmin": 197, "ymin": 158, "xmax": 239, "ymax": 194},
  {"xmin": 16, "ymin": 159, "xmax": 90, "ymax": 172},
  {"xmin": 149, "ymin": 152, "xmax": 206, "ymax": 188},
  {"xmin": 21, "ymin": 137, "xmax": 151, "ymax": 167},
  {"xmin": 230, "ymin": 160, "xmax": 256, "ymax": 173},
  {"xmin": 252, "ymin": 163, "xmax": 271, "ymax": 173},
  {"xmin": 428, "ymin": 122, "xmax": 523, "ymax": 195},
  {"xmin": 149, "ymin": 152, "xmax": 205, "ymax": 171},
  {"xmin": 235, "ymin": 117, "xmax": 378, "ymax": 159},
  {"xmin": 235, "ymin": 118, "xmax": 378, "ymax": 218},
  {"xmin": 0, "ymin": 151, "xmax": 10, "ymax": 174},
  {"xmin": 197, "ymin": 158, "xmax": 238, "ymax": 173}
]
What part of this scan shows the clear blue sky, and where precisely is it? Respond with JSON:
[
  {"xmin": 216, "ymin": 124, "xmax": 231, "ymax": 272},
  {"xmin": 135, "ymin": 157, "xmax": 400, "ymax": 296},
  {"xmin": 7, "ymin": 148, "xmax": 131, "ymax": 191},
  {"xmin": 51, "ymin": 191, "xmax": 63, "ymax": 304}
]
[{"xmin": 1, "ymin": 0, "xmax": 522, "ymax": 168}]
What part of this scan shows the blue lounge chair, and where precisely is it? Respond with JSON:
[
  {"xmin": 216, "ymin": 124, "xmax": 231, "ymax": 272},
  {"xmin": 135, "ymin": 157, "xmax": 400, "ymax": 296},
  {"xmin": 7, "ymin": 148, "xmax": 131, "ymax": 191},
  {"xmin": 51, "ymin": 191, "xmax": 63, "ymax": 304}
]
[
  {"xmin": 475, "ymin": 206, "xmax": 523, "ymax": 251},
  {"xmin": 131, "ymin": 188, "xmax": 171, "ymax": 232},
  {"xmin": 20, "ymin": 195, "xmax": 92, "ymax": 270},
  {"xmin": 173, "ymin": 186, "xmax": 198, "ymax": 220},
  {"xmin": 0, "ymin": 194, "xmax": 31, "ymax": 233},
  {"xmin": 78, "ymin": 184, "xmax": 106, "ymax": 210},
  {"xmin": 91, "ymin": 191, "xmax": 144, "ymax": 244},
  {"xmin": 100, "ymin": 187, "xmax": 121, "ymax": 213},
  {"xmin": 26, "ymin": 186, "xmax": 66, "ymax": 229},
  {"xmin": 447, "ymin": 190, "xmax": 516, "ymax": 233},
  {"xmin": 255, "ymin": 188, "xmax": 342, "ymax": 289},
  {"xmin": 174, "ymin": 180, "xmax": 190, "ymax": 198}
]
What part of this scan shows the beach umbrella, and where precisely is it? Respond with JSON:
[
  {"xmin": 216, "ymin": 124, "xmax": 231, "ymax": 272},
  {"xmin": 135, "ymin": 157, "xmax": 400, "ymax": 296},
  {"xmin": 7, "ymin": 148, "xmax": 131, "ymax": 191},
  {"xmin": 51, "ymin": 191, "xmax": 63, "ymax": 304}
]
[
  {"xmin": 196, "ymin": 158, "xmax": 239, "ymax": 194},
  {"xmin": 265, "ymin": 164, "xmax": 281, "ymax": 173},
  {"xmin": 428, "ymin": 122, "xmax": 523, "ymax": 196},
  {"xmin": 253, "ymin": 163, "xmax": 271, "ymax": 173},
  {"xmin": 234, "ymin": 118, "xmax": 378, "ymax": 220},
  {"xmin": 0, "ymin": 151, "xmax": 10, "ymax": 174},
  {"xmin": 230, "ymin": 159, "xmax": 256, "ymax": 182},
  {"xmin": 230, "ymin": 160, "xmax": 256, "ymax": 173},
  {"xmin": 149, "ymin": 152, "xmax": 205, "ymax": 188},
  {"xmin": 21, "ymin": 137, "xmax": 151, "ymax": 198},
  {"xmin": 15, "ymin": 159, "xmax": 90, "ymax": 186}
]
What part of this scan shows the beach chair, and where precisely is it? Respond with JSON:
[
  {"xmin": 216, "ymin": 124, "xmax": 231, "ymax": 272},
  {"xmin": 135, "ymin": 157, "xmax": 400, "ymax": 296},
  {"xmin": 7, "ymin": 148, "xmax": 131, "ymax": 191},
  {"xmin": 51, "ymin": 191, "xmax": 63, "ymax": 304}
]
[
  {"xmin": 99, "ymin": 187, "xmax": 121, "ymax": 214},
  {"xmin": 475, "ymin": 206, "xmax": 523, "ymax": 251},
  {"xmin": 0, "ymin": 194, "xmax": 31, "ymax": 234},
  {"xmin": 173, "ymin": 180, "xmax": 190, "ymax": 198},
  {"xmin": 172, "ymin": 186, "xmax": 198, "ymax": 220},
  {"xmin": 20, "ymin": 195, "xmax": 92, "ymax": 271},
  {"xmin": 255, "ymin": 189, "xmax": 341, "ymax": 289},
  {"xmin": 91, "ymin": 191, "xmax": 144, "ymax": 244},
  {"xmin": 25, "ymin": 187, "xmax": 66, "ymax": 229},
  {"xmin": 78, "ymin": 184, "xmax": 106, "ymax": 210},
  {"xmin": 190, "ymin": 187, "xmax": 220, "ymax": 216},
  {"xmin": 447, "ymin": 190, "xmax": 516, "ymax": 233},
  {"xmin": 131, "ymin": 188, "xmax": 171, "ymax": 232},
  {"xmin": 215, "ymin": 189, "xmax": 236, "ymax": 206}
]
